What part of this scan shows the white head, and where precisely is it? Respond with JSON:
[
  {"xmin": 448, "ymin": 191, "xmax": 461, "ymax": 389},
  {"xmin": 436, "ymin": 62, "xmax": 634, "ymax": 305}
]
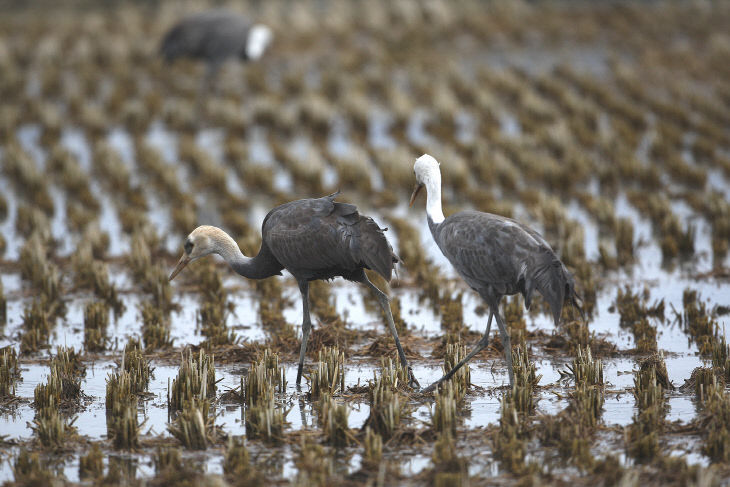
[
  {"xmin": 413, "ymin": 154, "xmax": 441, "ymax": 185},
  {"xmin": 410, "ymin": 154, "xmax": 441, "ymax": 205},
  {"xmin": 410, "ymin": 154, "xmax": 445, "ymax": 224},
  {"xmin": 246, "ymin": 24, "xmax": 273, "ymax": 60},
  {"xmin": 169, "ymin": 225, "xmax": 238, "ymax": 280}
]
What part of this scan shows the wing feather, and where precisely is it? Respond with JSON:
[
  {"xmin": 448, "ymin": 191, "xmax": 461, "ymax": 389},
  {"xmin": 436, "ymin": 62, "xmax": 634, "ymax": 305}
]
[
  {"xmin": 435, "ymin": 210, "xmax": 574, "ymax": 325},
  {"xmin": 436, "ymin": 211, "xmax": 554, "ymax": 294},
  {"xmin": 262, "ymin": 195, "xmax": 396, "ymax": 280}
]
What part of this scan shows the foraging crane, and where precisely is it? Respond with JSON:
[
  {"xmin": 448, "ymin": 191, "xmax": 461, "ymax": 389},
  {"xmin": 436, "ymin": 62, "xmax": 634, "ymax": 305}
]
[
  {"xmin": 160, "ymin": 10, "xmax": 273, "ymax": 92},
  {"xmin": 410, "ymin": 154, "xmax": 582, "ymax": 393},
  {"xmin": 169, "ymin": 192, "xmax": 420, "ymax": 389}
]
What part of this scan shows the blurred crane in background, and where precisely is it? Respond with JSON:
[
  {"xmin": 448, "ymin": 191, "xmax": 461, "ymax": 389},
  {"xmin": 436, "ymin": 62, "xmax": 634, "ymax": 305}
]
[{"xmin": 160, "ymin": 9, "xmax": 273, "ymax": 100}]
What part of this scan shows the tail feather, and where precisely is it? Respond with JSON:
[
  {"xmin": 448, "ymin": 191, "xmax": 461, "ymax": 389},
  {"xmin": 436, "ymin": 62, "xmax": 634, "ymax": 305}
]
[
  {"xmin": 526, "ymin": 258, "xmax": 579, "ymax": 327},
  {"xmin": 571, "ymin": 289, "xmax": 586, "ymax": 324},
  {"xmin": 330, "ymin": 195, "xmax": 397, "ymax": 282},
  {"xmin": 362, "ymin": 224, "xmax": 397, "ymax": 281},
  {"xmin": 354, "ymin": 216, "xmax": 397, "ymax": 281}
]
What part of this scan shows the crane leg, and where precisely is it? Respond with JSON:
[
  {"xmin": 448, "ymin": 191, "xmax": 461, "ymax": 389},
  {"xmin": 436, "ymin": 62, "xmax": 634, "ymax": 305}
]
[
  {"xmin": 362, "ymin": 276, "xmax": 420, "ymax": 389},
  {"xmin": 421, "ymin": 312, "xmax": 493, "ymax": 394},
  {"xmin": 295, "ymin": 280, "xmax": 311, "ymax": 388},
  {"xmin": 494, "ymin": 311, "xmax": 515, "ymax": 387},
  {"xmin": 194, "ymin": 62, "xmax": 221, "ymax": 123}
]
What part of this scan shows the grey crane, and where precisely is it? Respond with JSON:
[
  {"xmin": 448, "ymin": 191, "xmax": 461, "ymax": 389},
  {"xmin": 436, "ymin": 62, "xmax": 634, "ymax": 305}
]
[
  {"xmin": 160, "ymin": 9, "xmax": 273, "ymax": 92},
  {"xmin": 410, "ymin": 154, "xmax": 582, "ymax": 393},
  {"xmin": 168, "ymin": 192, "xmax": 420, "ymax": 389}
]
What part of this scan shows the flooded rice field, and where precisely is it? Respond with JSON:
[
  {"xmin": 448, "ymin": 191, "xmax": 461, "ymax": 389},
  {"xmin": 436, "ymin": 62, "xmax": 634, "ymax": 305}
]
[{"xmin": 1, "ymin": 0, "xmax": 730, "ymax": 485}]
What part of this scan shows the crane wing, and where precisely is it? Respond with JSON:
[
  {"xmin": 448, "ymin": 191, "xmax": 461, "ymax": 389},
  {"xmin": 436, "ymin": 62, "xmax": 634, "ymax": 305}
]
[
  {"xmin": 263, "ymin": 194, "xmax": 396, "ymax": 281},
  {"xmin": 436, "ymin": 211, "xmax": 553, "ymax": 296}
]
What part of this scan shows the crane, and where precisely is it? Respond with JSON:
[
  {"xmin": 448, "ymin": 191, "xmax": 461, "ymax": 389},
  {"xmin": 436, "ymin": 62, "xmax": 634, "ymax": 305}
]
[
  {"xmin": 410, "ymin": 154, "xmax": 582, "ymax": 393},
  {"xmin": 169, "ymin": 192, "xmax": 420, "ymax": 389},
  {"xmin": 160, "ymin": 10, "xmax": 273, "ymax": 94}
]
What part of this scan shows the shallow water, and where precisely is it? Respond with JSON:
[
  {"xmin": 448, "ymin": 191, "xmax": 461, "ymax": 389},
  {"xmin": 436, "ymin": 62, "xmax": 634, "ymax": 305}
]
[
  {"xmin": 1, "ymin": 266, "xmax": 726, "ymax": 482},
  {"xmin": 1, "ymin": 124, "xmax": 728, "ymax": 479},
  {"xmin": 2, "ymin": 2, "xmax": 730, "ymax": 483}
]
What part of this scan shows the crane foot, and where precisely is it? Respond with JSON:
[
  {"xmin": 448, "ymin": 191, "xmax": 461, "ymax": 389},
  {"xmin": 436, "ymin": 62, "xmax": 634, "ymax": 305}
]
[{"xmin": 407, "ymin": 366, "xmax": 421, "ymax": 390}]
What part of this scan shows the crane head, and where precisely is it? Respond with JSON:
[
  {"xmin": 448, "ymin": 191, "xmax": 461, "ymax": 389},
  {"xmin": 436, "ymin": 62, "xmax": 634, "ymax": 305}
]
[
  {"xmin": 410, "ymin": 154, "xmax": 440, "ymax": 206},
  {"xmin": 246, "ymin": 24, "xmax": 273, "ymax": 60},
  {"xmin": 169, "ymin": 225, "xmax": 222, "ymax": 280}
]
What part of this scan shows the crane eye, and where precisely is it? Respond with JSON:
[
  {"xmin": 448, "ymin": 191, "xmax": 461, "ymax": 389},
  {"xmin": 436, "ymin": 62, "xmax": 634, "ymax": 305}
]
[{"xmin": 184, "ymin": 240, "xmax": 194, "ymax": 254}]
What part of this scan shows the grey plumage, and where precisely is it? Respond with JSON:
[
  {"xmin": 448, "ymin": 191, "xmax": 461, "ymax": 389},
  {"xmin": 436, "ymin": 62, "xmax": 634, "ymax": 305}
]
[
  {"xmin": 161, "ymin": 10, "xmax": 256, "ymax": 63},
  {"xmin": 263, "ymin": 193, "xmax": 417, "ymax": 387},
  {"xmin": 429, "ymin": 211, "xmax": 580, "ymax": 327},
  {"xmin": 264, "ymin": 195, "xmax": 398, "ymax": 283},
  {"xmin": 412, "ymin": 154, "xmax": 581, "ymax": 393}
]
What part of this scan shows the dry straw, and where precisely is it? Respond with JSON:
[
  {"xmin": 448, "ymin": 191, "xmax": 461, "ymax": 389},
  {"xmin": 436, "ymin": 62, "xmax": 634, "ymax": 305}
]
[
  {"xmin": 168, "ymin": 349, "xmax": 216, "ymax": 412},
  {"xmin": 308, "ymin": 346, "xmax": 345, "ymax": 400}
]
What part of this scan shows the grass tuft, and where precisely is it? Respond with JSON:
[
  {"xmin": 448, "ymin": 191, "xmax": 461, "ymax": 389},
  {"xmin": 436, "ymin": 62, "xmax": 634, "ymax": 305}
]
[
  {"xmin": 168, "ymin": 349, "xmax": 216, "ymax": 412},
  {"xmin": 0, "ymin": 346, "xmax": 19, "ymax": 400},
  {"xmin": 84, "ymin": 301, "xmax": 109, "ymax": 352},
  {"xmin": 294, "ymin": 439, "xmax": 334, "ymax": 486},
  {"xmin": 244, "ymin": 349, "xmax": 285, "ymax": 406},
  {"xmin": 223, "ymin": 436, "xmax": 263, "ymax": 484},
  {"xmin": 13, "ymin": 448, "xmax": 54, "ymax": 484},
  {"xmin": 20, "ymin": 299, "xmax": 52, "ymax": 354},
  {"xmin": 319, "ymin": 393, "xmax": 353, "ymax": 446},
  {"xmin": 79, "ymin": 443, "xmax": 104, "ymax": 480},
  {"xmin": 168, "ymin": 397, "xmax": 215, "ymax": 450},
  {"xmin": 308, "ymin": 346, "xmax": 345, "ymax": 400},
  {"xmin": 364, "ymin": 359, "xmax": 405, "ymax": 439},
  {"xmin": 141, "ymin": 302, "xmax": 174, "ymax": 350},
  {"xmin": 245, "ymin": 395, "xmax": 287, "ymax": 444}
]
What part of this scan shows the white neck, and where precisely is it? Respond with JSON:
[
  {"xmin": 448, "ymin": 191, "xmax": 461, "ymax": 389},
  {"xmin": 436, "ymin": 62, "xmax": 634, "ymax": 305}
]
[
  {"xmin": 423, "ymin": 170, "xmax": 445, "ymax": 225},
  {"xmin": 214, "ymin": 232, "xmax": 248, "ymax": 264}
]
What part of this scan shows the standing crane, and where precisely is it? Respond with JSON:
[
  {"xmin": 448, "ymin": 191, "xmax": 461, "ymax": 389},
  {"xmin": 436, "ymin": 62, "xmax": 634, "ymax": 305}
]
[
  {"xmin": 160, "ymin": 9, "xmax": 273, "ymax": 93},
  {"xmin": 169, "ymin": 192, "xmax": 420, "ymax": 389},
  {"xmin": 410, "ymin": 154, "xmax": 582, "ymax": 393}
]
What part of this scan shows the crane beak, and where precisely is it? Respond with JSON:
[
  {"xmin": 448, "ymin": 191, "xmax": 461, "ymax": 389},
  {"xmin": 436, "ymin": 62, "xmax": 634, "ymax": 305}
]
[
  {"xmin": 169, "ymin": 254, "xmax": 191, "ymax": 281},
  {"xmin": 409, "ymin": 183, "xmax": 424, "ymax": 207}
]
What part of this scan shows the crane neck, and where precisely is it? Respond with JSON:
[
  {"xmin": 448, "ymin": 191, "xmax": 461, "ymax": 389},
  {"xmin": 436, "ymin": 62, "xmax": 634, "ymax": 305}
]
[
  {"xmin": 424, "ymin": 173, "xmax": 445, "ymax": 225},
  {"xmin": 212, "ymin": 230, "xmax": 280, "ymax": 280}
]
